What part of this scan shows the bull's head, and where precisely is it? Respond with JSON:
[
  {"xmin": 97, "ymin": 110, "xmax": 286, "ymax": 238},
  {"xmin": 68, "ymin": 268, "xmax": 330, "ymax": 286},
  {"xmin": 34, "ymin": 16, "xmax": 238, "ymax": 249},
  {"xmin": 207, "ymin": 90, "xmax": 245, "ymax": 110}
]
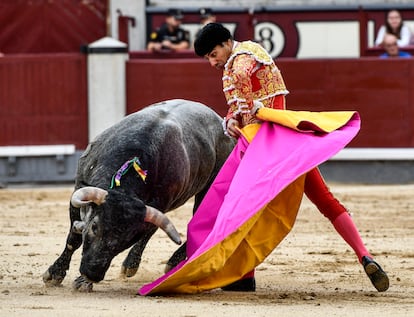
[{"xmin": 70, "ymin": 186, "xmax": 181, "ymax": 285}]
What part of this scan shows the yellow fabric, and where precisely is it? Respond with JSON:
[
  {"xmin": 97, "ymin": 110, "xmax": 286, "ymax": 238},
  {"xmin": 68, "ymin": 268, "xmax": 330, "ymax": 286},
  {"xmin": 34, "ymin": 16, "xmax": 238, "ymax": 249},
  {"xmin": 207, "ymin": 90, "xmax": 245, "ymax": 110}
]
[
  {"xmin": 147, "ymin": 124, "xmax": 306, "ymax": 294},
  {"xmin": 256, "ymin": 107, "xmax": 356, "ymax": 133}
]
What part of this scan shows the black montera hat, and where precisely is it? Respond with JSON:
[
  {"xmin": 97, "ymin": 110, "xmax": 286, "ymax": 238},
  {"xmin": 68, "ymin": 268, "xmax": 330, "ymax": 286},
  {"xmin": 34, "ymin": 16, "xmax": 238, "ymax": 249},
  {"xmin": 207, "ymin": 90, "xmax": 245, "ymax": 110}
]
[
  {"xmin": 194, "ymin": 23, "xmax": 232, "ymax": 56},
  {"xmin": 167, "ymin": 8, "xmax": 183, "ymax": 20},
  {"xmin": 200, "ymin": 8, "xmax": 213, "ymax": 19}
]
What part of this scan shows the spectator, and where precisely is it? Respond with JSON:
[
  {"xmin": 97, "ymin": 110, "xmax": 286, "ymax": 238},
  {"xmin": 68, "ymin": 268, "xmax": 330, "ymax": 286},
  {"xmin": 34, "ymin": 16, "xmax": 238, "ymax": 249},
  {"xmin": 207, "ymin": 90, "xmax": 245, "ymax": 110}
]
[
  {"xmin": 195, "ymin": 8, "xmax": 217, "ymax": 46},
  {"xmin": 375, "ymin": 9, "xmax": 412, "ymax": 47},
  {"xmin": 147, "ymin": 8, "xmax": 190, "ymax": 52},
  {"xmin": 380, "ymin": 33, "xmax": 412, "ymax": 58},
  {"xmin": 199, "ymin": 8, "xmax": 216, "ymax": 28}
]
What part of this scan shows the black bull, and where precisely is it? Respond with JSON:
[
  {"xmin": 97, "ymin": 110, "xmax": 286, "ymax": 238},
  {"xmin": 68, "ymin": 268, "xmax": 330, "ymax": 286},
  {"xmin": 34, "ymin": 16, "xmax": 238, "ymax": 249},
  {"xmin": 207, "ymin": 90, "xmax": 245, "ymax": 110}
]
[{"xmin": 42, "ymin": 99, "xmax": 235, "ymax": 291}]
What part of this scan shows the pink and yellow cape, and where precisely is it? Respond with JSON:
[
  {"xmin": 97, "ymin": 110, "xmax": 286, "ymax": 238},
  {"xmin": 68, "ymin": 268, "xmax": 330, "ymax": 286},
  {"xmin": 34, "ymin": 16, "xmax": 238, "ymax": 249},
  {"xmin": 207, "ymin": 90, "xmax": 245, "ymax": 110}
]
[{"xmin": 139, "ymin": 108, "xmax": 360, "ymax": 295}]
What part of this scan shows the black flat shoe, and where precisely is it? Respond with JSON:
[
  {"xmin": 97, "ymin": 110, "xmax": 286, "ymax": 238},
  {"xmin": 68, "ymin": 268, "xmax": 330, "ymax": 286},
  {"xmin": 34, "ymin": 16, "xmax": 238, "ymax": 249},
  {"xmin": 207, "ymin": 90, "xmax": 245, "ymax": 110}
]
[
  {"xmin": 221, "ymin": 277, "xmax": 256, "ymax": 292},
  {"xmin": 362, "ymin": 256, "xmax": 389, "ymax": 292}
]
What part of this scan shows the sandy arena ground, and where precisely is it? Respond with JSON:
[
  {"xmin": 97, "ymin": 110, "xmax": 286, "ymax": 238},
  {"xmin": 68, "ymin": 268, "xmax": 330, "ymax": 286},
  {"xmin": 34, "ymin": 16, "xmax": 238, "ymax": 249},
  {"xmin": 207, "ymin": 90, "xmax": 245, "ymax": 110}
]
[{"xmin": 0, "ymin": 183, "xmax": 413, "ymax": 317}]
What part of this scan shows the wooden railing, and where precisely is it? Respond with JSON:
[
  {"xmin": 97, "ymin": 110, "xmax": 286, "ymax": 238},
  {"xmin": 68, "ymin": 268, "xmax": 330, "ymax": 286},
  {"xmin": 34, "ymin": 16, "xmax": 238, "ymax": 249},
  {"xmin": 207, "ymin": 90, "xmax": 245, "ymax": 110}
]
[{"xmin": 0, "ymin": 53, "xmax": 88, "ymax": 149}]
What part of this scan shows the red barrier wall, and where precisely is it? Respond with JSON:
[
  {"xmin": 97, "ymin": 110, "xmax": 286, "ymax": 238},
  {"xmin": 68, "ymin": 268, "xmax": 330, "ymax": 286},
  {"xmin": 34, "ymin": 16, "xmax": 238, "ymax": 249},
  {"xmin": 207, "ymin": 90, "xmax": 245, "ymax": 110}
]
[
  {"xmin": 0, "ymin": 53, "xmax": 88, "ymax": 149},
  {"xmin": 1, "ymin": 54, "xmax": 413, "ymax": 150},
  {"xmin": 127, "ymin": 57, "xmax": 414, "ymax": 148},
  {"xmin": 126, "ymin": 58, "xmax": 228, "ymax": 115},
  {"xmin": 0, "ymin": 0, "xmax": 107, "ymax": 54},
  {"xmin": 280, "ymin": 58, "xmax": 414, "ymax": 147}
]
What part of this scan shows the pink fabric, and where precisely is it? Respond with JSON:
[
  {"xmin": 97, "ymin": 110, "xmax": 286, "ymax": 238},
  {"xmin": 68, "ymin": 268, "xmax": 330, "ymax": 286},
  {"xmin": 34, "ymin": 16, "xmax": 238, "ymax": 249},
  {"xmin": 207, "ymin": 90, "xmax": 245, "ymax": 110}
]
[
  {"xmin": 187, "ymin": 136, "xmax": 248, "ymax": 255},
  {"xmin": 139, "ymin": 113, "xmax": 360, "ymax": 295}
]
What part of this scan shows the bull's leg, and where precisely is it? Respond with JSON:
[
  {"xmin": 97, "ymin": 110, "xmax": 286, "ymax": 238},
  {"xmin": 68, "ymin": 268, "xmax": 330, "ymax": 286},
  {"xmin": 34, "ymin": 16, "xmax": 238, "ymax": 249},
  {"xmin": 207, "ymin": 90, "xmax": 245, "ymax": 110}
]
[
  {"xmin": 43, "ymin": 205, "xmax": 82, "ymax": 286},
  {"xmin": 165, "ymin": 187, "xmax": 209, "ymax": 272},
  {"xmin": 165, "ymin": 242, "xmax": 187, "ymax": 272},
  {"xmin": 42, "ymin": 230, "xmax": 83, "ymax": 286},
  {"xmin": 121, "ymin": 226, "xmax": 157, "ymax": 277}
]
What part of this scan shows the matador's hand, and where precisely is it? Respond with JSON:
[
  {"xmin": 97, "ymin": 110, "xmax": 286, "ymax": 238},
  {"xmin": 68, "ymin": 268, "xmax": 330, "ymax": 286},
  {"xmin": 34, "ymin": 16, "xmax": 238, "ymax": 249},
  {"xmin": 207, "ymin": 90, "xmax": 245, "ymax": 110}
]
[{"xmin": 227, "ymin": 118, "xmax": 241, "ymax": 139}]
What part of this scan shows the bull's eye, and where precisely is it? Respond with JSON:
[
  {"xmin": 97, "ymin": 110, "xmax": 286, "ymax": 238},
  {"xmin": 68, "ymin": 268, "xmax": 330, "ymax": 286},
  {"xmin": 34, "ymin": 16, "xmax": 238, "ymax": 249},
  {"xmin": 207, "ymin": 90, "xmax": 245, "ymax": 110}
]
[{"xmin": 91, "ymin": 222, "xmax": 98, "ymax": 235}]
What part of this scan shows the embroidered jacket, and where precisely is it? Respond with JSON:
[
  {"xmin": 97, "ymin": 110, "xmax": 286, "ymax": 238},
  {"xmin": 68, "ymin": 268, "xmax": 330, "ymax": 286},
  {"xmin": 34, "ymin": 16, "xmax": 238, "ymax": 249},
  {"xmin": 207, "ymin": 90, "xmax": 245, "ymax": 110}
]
[{"xmin": 223, "ymin": 41, "xmax": 289, "ymax": 128}]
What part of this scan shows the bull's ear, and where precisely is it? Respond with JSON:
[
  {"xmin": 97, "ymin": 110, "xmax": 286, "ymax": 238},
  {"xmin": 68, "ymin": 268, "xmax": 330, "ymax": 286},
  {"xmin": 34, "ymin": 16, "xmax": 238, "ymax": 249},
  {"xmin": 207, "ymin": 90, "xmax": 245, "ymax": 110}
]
[
  {"xmin": 72, "ymin": 220, "xmax": 86, "ymax": 234},
  {"xmin": 145, "ymin": 206, "xmax": 182, "ymax": 245}
]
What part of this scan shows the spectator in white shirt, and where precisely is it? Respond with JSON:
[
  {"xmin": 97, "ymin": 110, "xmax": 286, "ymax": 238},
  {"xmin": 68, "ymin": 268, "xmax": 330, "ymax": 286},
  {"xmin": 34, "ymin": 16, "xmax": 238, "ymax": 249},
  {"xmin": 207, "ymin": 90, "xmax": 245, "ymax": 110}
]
[{"xmin": 375, "ymin": 9, "xmax": 412, "ymax": 47}]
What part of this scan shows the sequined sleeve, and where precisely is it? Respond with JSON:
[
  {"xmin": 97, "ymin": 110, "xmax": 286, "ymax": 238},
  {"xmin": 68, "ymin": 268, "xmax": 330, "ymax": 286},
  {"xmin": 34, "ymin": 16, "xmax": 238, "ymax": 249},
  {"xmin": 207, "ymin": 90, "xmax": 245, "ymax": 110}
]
[{"xmin": 223, "ymin": 54, "xmax": 258, "ymax": 124}]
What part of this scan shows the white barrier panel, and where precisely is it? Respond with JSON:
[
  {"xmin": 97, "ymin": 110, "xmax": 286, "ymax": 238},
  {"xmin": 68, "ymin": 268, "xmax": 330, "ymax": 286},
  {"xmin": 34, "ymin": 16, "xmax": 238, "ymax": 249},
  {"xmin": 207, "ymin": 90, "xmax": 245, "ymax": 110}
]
[
  {"xmin": 331, "ymin": 148, "xmax": 414, "ymax": 160},
  {"xmin": 0, "ymin": 145, "xmax": 75, "ymax": 157},
  {"xmin": 87, "ymin": 37, "xmax": 128, "ymax": 142}
]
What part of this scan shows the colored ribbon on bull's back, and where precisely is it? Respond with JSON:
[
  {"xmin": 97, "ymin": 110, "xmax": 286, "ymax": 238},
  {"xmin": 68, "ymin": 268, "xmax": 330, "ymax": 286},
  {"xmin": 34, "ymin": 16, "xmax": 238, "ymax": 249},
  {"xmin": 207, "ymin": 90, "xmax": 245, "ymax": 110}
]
[
  {"xmin": 139, "ymin": 108, "xmax": 360, "ymax": 295},
  {"xmin": 110, "ymin": 157, "xmax": 147, "ymax": 188}
]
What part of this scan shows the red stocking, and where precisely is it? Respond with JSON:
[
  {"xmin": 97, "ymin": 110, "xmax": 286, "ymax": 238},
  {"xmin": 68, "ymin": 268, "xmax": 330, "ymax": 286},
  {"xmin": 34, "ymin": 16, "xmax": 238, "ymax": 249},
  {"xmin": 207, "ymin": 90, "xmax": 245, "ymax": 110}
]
[{"xmin": 305, "ymin": 168, "xmax": 372, "ymax": 263}]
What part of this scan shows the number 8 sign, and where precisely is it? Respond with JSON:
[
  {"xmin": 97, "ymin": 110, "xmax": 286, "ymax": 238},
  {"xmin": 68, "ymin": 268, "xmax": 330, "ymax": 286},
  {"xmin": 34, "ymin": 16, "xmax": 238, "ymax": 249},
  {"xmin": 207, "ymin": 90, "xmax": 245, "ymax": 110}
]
[{"xmin": 254, "ymin": 22, "xmax": 285, "ymax": 58}]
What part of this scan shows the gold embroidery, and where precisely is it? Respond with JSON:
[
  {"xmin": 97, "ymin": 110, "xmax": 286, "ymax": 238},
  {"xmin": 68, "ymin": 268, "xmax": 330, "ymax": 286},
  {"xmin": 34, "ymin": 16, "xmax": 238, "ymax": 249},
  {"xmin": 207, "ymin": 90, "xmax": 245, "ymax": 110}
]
[{"xmin": 223, "ymin": 41, "xmax": 289, "ymax": 126}]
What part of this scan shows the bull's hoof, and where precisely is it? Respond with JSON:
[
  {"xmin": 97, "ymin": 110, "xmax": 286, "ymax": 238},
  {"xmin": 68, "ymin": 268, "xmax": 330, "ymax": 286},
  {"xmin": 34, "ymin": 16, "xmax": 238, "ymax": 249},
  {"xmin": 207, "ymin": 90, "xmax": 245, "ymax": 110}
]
[
  {"xmin": 42, "ymin": 269, "xmax": 64, "ymax": 286},
  {"xmin": 72, "ymin": 275, "xmax": 94, "ymax": 292},
  {"xmin": 120, "ymin": 265, "xmax": 138, "ymax": 278}
]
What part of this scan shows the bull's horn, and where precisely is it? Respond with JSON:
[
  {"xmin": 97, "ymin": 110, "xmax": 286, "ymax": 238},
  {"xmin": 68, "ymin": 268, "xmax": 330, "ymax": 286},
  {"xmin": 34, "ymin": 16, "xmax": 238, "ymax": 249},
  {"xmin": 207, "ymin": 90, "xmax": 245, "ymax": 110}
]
[
  {"xmin": 145, "ymin": 206, "xmax": 182, "ymax": 245},
  {"xmin": 71, "ymin": 187, "xmax": 108, "ymax": 208}
]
